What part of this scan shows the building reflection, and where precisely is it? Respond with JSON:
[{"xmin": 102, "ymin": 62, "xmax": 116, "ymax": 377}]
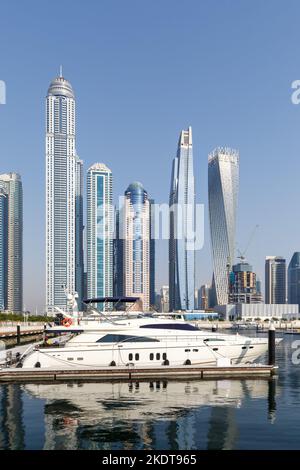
[
  {"xmin": 0, "ymin": 384, "xmax": 25, "ymax": 449},
  {"xmin": 22, "ymin": 378, "xmax": 276, "ymax": 450}
]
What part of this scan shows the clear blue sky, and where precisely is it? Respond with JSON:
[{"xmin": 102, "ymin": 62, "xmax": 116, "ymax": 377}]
[{"xmin": 1, "ymin": 0, "xmax": 300, "ymax": 312}]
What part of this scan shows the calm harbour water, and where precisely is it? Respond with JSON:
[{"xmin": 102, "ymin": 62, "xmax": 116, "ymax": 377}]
[{"xmin": 1, "ymin": 332, "xmax": 300, "ymax": 450}]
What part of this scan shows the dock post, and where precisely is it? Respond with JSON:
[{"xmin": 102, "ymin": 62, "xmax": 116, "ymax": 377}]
[
  {"xmin": 268, "ymin": 323, "xmax": 276, "ymax": 365},
  {"xmin": 43, "ymin": 323, "xmax": 46, "ymax": 344},
  {"xmin": 17, "ymin": 324, "xmax": 21, "ymax": 345}
]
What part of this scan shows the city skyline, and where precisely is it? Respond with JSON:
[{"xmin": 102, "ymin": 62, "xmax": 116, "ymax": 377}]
[{"xmin": 2, "ymin": 1, "xmax": 300, "ymax": 311}]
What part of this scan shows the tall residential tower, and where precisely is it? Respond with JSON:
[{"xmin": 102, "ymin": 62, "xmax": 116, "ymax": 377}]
[
  {"xmin": 121, "ymin": 182, "xmax": 151, "ymax": 311},
  {"xmin": 46, "ymin": 71, "xmax": 83, "ymax": 313},
  {"xmin": 0, "ymin": 173, "xmax": 23, "ymax": 312},
  {"xmin": 169, "ymin": 127, "xmax": 195, "ymax": 311},
  {"xmin": 87, "ymin": 164, "xmax": 113, "ymax": 306},
  {"xmin": 265, "ymin": 256, "xmax": 286, "ymax": 304},
  {"xmin": 208, "ymin": 147, "xmax": 239, "ymax": 305}
]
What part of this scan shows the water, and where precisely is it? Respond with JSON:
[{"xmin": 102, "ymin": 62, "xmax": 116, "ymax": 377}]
[{"xmin": 1, "ymin": 333, "xmax": 300, "ymax": 450}]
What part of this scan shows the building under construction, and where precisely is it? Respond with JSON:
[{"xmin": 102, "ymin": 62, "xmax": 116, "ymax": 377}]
[{"xmin": 229, "ymin": 261, "xmax": 263, "ymax": 304}]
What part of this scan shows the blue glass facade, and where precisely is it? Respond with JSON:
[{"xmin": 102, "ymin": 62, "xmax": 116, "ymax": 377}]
[
  {"xmin": 169, "ymin": 127, "xmax": 195, "ymax": 311},
  {"xmin": 126, "ymin": 183, "xmax": 146, "ymax": 294},
  {"xmin": 87, "ymin": 164, "xmax": 113, "ymax": 309},
  {"xmin": 288, "ymin": 252, "xmax": 300, "ymax": 306}
]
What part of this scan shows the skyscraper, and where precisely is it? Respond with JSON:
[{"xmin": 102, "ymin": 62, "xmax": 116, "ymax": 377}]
[
  {"xmin": 0, "ymin": 188, "xmax": 8, "ymax": 311},
  {"xmin": 265, "ymin": 256, "xmax": 286, "ymax": 304},
  {"xmin": 0, "ymin": 173, "xmax": 23, "ymax": 312},
  {"xmin": 288, "ymin": 252, "xmax": 300, "ymax": 307},
  {"xmin": 149, "ymin": 198, "xmax": 155, "ymax": 308},
  {"xmin": 87, "ymin": 163, "xmax": 113, "ymax": 307},
  {"xmin": 169, "ymin": 127, "xmax": 195, "ymax": 311},
  {"xmin": 208, "ymin": 147, "xmax": 239, "ymax": 305},
  {"xmin": 121, "ymin": 182, "xmax": 151, "ymax": 311},
  {"xmin": 46, "ymin": 71, "xmax": 83, "ymax": 313}
]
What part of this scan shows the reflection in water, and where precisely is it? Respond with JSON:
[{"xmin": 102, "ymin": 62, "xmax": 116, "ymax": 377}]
[
  {"xmin": 0, "ymin": 384, "xmax": 25, "ymax": 449},
  {"xmin": 16, "ymin": 379, "xmax": 272, "ymax": 450}
]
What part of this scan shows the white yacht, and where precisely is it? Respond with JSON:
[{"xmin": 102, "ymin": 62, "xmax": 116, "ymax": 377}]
[{"xmin": 19, "ymin": 297, "xmax": 272, "ymax": 369}]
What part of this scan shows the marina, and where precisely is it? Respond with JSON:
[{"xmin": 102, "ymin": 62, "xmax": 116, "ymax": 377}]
[{"xmin": 0, "ymin": 333, "xmax": 297, "ymax": 450}]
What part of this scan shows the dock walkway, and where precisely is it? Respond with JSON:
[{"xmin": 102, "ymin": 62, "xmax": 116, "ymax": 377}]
[{"xmin": 0, "ymin": 363, "xmax": 278, "ymax": 383}]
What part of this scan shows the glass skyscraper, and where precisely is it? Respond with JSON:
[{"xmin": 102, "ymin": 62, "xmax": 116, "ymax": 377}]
[
  {"xmin": 87, "ymin": 164, "xmax": 113, "ymax": 308},
  {"xmin": 0, "ymin": 188, "xmax": 8, "ymax": 311},
  {"xmin": 121, "ymin": 182, "xmax": 151, "ymax": 311},
  {"xmin": 0, "ymin": 173, "xmax": 23, "ymax": 312},
  {"xmin": 208, "ymin": 147, "xmax": 239, "ymax": 305},
  {"xmin": 288, "ymin": 252, "xmax": 300, "ymax": 306},
  {"xmin": 46, "ymin": 71, "xmax": 84, "ymax": 313},
  {"xmin": 265, "ymin": 256, "xmax": 286, "ymax": 304},
  {"xmin": 169, "ymin": 127, "xmax": 195, "ymax": 311}
]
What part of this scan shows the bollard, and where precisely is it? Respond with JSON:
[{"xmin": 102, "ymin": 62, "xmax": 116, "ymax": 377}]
[
  {"xmin": 43, "ymin": 323, "xmax": 47, "ymax": 344},
  {"xmin": 268, "ymin": 323, "xmax": 276, "ymax": 365},
  {"xmin": 212, "ymin": 324, "xmax": 217, "ymax": 332},
  {"xmin": 17, "ymin": 324, "xmax": 21, "ymax": 345}
]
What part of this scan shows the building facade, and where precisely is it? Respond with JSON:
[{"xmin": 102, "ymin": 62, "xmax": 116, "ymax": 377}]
[
  {"xmin": 160, "ymin": 285, "xmax": 169, "ymax": 312},
  {"xmin": 208, "ymin": 147, "xmax": 239, "ymax": 305},
  {"xmin": 288, "ymin": 252, "xmax": 300, "ymax": 307},
  {"xmin": 169, "ymin": 127, "xmax": 195, "ymax": 311},
  {"xmin": 198, "ymin": 284, "xmax": 211, "ymax": 310},
  {"xmin": 121, "ymin": 182, "xmax": 151, "ymax": 311},
  {"xmin": 215, "ymin": 303, "xmax": 298, "ymax": 321},
  {"xmin": 46, "ymin": 72, "xmax": 84, "ymax": 313},
  {"xmin": 0, "ymin": 188, "xmax": 8, "ymax": 310},
  {"xmin": 86, "ymin": 164, "xmax": 113, "ymax": 307},
  {"xmin": 0, "ymin": 173, "xmax": 23, "ymax": 312},
  {"xmin": 265, "ymin": 256, "xmax": 286, "ymax": 304},
  {"xmin": 229, "ymin": 261, "xmax": 263, "ymax": 304}
]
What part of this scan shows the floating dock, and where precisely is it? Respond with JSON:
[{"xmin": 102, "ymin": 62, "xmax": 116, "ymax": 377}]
[{"xmin": 0, "ymin": 363, "xmax": 278, "ymax": 383}]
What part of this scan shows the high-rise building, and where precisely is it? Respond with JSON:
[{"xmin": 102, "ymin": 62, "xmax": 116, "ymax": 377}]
[
  {"xmin": 160, "ymin": 285, "xmax": 169, "ymax": 312},
  {"xmin": 208, "ymin": 147, "xmax": 239, "ymax": 305},
  {"xmin": 149, "ymin": 199, "xmax": 156, "ymax": 308},
  {"xmin": 169, "ymin": 127, "xmax": 195, "ymax": 311},
  {"xmin": 121, "ymin": 182, "xmax": 151, "ymax": 311},
  {"xmin": 87, "ymin": 164, "xmax": 113, "ymax": 308},
  {"xmin": 288, "ymin": 252, "xmax": 300, "ymax": 306},
  {"xmin": 229, "ymin": 261, "xmax": 263, "ymax": 304},
  {"xmin": 46, "ymin": 71, "xmax": 84, "ymax": 313},
  {"xmin": 199, "ymin": 284, "xmax": 210, "ymax": 310},
  {"xmin": 0, "ymin": 188, "xmax": 8, "ymax": 310},
  {"xmin": 265, "ymin": 256, "xmax": 286, "ymax": 304},
  {"xmin": 0, "ymin": 173, "xmax": 23, "ymax": 312}
]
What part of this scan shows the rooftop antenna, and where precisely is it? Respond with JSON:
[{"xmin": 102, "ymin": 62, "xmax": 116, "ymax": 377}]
[{"xmin": 59, "ymin": 65, "xmax": 63, "ymax": 78}]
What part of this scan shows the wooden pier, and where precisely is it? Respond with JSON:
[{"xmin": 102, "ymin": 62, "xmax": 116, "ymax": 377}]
[{"xmin": 0, "ymin": 363, "xmax": 278, "ymax": 383}]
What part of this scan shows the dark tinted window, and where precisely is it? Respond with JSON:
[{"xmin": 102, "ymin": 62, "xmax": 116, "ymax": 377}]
[
  {"xmin": 163, "ymin": 353, "xmax": 167, "ymax": 360},
  {"xmin": 135, "ymin": 353, "xmax": 139, "ymax": 360},
  {"xmin": 140, "ymin": 323, "xmax": 199, "ymax": 331},
  {"xmin": 156, "ymin": 353, "xmax": 160, "ymax": 360},
  {"xmin": 129, "ymin": 353, "xmax": 133, "ymax": 361},
  {"xmin": 97, "ymin": 334, "xmax": 160, "ymax": 343},
  {"xmin": 150, "ymin": 353, "xmax": 154, "ymax": 360}
]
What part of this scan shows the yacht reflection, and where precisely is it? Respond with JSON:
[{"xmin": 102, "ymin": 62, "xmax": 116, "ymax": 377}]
[{"xmin": 23, "ymin": 379, "xmax": 276, "ymax": 450}]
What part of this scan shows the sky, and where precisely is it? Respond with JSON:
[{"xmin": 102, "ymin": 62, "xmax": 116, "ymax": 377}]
[{"xmin": 1, "ymin": 0, "xmax": 300, "ymax": 312}]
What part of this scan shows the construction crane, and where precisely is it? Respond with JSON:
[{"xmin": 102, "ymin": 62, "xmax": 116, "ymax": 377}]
[{"xmin": 237, "ymin": 224, "xmax": 259, "ymax": 263}]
